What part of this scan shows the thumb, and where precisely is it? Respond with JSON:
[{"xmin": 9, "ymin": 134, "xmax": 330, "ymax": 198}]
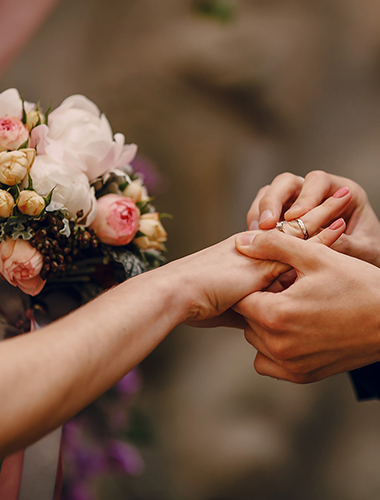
[
  {"xmin": 235, "ymin": 218, "xmax": 346, "ymax": 272},
  {"xmin": 235, "ymin": 230, "xmax": 318, "ymax": 272}
]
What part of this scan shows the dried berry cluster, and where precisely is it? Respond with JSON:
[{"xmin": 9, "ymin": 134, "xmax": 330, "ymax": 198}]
[{"xmin": 29, "ymin": 212, "xmax": 100, "ymax": 281}]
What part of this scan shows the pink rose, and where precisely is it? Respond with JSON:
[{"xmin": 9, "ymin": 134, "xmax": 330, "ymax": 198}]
[
  {"xmin": 90, "ymin": 194, "xmax": 140, "ymax": 246},
  {"xmin": 0, "ymin": 116, "xmax": 29, "ymax": 152},
  {"xmin": 0, "ymin": 238, "xmax": 46, "ymax": 296}
]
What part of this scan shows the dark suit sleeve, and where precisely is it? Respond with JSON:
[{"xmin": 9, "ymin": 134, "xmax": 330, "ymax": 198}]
[{"xmin": 349, "ymin": 362, "xmax": 380, "ymax": 400}]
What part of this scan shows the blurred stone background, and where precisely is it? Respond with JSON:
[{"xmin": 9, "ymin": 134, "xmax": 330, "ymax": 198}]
[{"xmin": 2, "ymin": 0, "xmax": 380, "ymax": 498}]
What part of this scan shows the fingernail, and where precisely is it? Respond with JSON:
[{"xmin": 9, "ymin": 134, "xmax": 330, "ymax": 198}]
[
  {"xmin": 329, "ymin": 218, "xmax": 344, "ymax": 230},
  {"xmin": 259, "ymin": 209, "xmax": 273, "ymax": 225},
  {"xmin": 333, "ymin": 186, "xmax": 350, "ymax": 198},
  {"xmin": 286, "ymin": 204, "xmax": 300, "ymax": 214},
  {"xmin": 249, "ymin": 220, "xmax": 259, "ymax": 230},
  {"xmin": 236, "ymin": 232, "xmax": 257, "ymax": 247}
]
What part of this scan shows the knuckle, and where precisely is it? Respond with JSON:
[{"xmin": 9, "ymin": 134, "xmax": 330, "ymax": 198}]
[
  {"xmin": 283, "ymin": 363, "xmax": 319, "ymax": 384},
  {"xmin": 261, "ymin": 302, "xmax": 288, "ymax": 332},
  {"xmin": 276, "ymin": 171, "xmax": 299, "ymax": 183},
  {"xmin": 257, "ymin": 185, "xmax": 270, "ymax": 197},
  {"xmin": 253, "ymin": 355, "xmax": 267, "ymax": 376},
  {"xmin": 268, "ymin": 338, "xmax": 292, "ymax": 360},
  {"xmin": 305, "ymin": 170, "xmax": 327, "ymax": 183}
]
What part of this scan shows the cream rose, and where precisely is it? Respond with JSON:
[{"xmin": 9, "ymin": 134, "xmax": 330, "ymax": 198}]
[
  {"xmin": 0, "ymin": 148, "xmax": 36, "ymax": 185},
  {"xmin": 18, "ymin": 190, "xmax": 45, "ymax": 217},
  {"xmin": 122, "ymin": 179, "xmax": 149, "ymax": 203},
  {"xmin": 31, "ymin": 95, "xmax": 137, "ymax": 181},
  {"xmin": 134, "ymin": 213, "xmax": 167, "ymax": 251},
  {"xmin": 30, "ymin": 155, "xmax": 97, "ymax": 225},
  {"xmin": 0, "ymin": 190, "xmax": 14, "ymax": 217},
  {"xmin": 26, "ymin": 109, "xmax": 45, "ymax": 132},
  {"xmin": 0, "ymin": 237, "xmax": 46, "ymax": 296}
]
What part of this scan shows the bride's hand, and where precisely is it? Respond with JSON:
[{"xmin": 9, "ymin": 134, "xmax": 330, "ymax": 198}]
[
  {"xmin": 247, "ymin": 171, "xmax": 380, "ymax": 268},
  {"xmin": 183, "ymin": 188, "xmax": 351, "ymax": 327}
]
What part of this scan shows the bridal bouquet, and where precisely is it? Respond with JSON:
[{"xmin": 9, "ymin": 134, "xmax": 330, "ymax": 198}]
[
  {"xmin": 0, "ymin": 88, "xmax": 167, "ymax": 499},
  {"xmin": 0, "ymin": 88, "xmax": 167, "ymax": 296}
]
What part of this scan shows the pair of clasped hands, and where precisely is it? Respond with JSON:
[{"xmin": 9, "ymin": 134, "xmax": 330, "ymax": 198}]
[{"xmin": 199, "ymin": 171, "xmax": 380, "ymax": 385}]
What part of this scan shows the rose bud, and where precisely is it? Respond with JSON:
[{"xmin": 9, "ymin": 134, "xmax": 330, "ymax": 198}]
[
  {"xmin": 0, "ymin": 189, "xmax": 14, "ymax": 217},
  {"xmin": 89, "ymin": 194, "xmax": 140, "ymax": 246},
  {"xmin": 122, "ymin": 179, "xmax": 149, "ymax": 203},
  {"xmin": 26, "ymin": 109, "xmax": 45, "ymax": 132},
  {"xmin": 0, "ymin": 237, "xmax": 46, "ymax": 296},
  {"xmin": 0, "ymin": 116, "xmax": 29, "ymax": 152},
  {"xmin": 0, "ymin": 148, "xmax": 36, "ymax": 186},
  {"xmin": 134, "ymin": 212, "xmax": 167, "ymax": 251},
  {"xmin": 18, "ymin": 190, "xmax": 45, "ymax": 217}
]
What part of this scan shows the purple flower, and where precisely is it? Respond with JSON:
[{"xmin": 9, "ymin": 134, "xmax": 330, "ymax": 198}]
[
  {"xmin": 107, "ymin": 440, "xmax": 144, "ymax": 476},
  {"xmin": 116, "ymin": 369, "xmax": 142, "ymax": 396},
  {"xmin": 71, "ymin": 482, "xmax": 94, "ymax": 500},
  {"xmin": 131, "ymin": 155, "xmax": 165, "ymax": 194}
]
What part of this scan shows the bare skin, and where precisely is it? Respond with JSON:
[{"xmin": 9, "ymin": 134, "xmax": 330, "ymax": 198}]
[
  {"xmin": 236, "ymin": 170, "xmax": 380, "ymax": 383},
  {"xmin": 234, "ymin": 229, "xmax": 380, "ymax": 383},
  {"xmin": 247, "ymin": 170, "xmax": 380, "ymax": 267},
  {"xmin": 0, "ymin": 193, "xmax": 347, "ymax": 457}
]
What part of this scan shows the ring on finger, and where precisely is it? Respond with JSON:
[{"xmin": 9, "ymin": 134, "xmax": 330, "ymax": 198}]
[{"xmin": 293, "ymin": 218, "xmax": 309, "ymax": 240}]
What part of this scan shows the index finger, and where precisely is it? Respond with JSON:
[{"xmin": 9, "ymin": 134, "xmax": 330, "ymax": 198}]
[
  {"xmin": 284, "ymin": 171, "xmax": 350, "ymax": 221},
  {"xmin": 247, "ymin": 173, "xmax": 304, "ymax": 230}
]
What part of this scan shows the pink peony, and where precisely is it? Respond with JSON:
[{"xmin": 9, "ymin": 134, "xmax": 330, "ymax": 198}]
[
  {"xmin": 90, "ymin": 194, "xmax": 140, "ymax": 246},
  {"xmin": 0, "ymin": 238, "xmax": 46, "ymax": 296},
  {"xmin": 0, "ymin": 116, "xmax": 29, "ymax": 152}
]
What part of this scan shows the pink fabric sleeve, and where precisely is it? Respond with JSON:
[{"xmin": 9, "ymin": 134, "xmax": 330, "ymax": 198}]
[{"xmin": 0, "ymin": 0, "xmax": 60, "ymax": 75}]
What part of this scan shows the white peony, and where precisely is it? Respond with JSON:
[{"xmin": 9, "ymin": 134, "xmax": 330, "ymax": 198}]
[
  {"xmin": 30, "ymin": 155, "xmax": 97, "ymax": 225},
  {"xmin": 0, "ymin": 88, "xmax": 35, "ymax": 119},
  {"xmin": 31, "ymin": 95, "xmax": 137, "ymax": 181}
]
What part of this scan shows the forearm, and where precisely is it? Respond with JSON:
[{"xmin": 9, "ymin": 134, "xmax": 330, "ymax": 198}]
[
  {"xmin": 0, "ymin": 266, "xmax": 185, "ymax": 456},
  {"xmin": 0, "ymin": 234, "xmax": 294, "ymax": 456}
]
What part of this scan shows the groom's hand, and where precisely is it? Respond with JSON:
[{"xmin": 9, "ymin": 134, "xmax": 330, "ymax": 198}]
[
  {"xmin": 247, "ymin": 171, "xmax": 380, "ymax": 268},
  {"xmin": 234, "ymin": 230, "xmax": 380, "ymax": 383}
]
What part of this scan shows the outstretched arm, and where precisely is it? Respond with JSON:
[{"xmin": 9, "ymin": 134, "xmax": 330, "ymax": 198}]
[
  {"xmin": 0, "ymin": 233, "xmax": 305, "ymax": 457},
  {"xmin": 0, "ymin": 216, "xmax": 347, "ymax": 457}
]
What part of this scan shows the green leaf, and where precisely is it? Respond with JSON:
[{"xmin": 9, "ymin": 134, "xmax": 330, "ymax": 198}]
[
  {"xmin": 136, "ymin": 198, "xmax": 153, "ymax": 214},
  {"xmin": 118, "ymin": 181, "xmax": 129, "ymax": 192},
  {"xmin": 26, "ymin": 174, "xmax": 34, "ymax": 191},
  {"xmin": 13, "ymin": 226, "xmax": 34, "ymax": 240},
  {"xmin": 134, "ymin": 230, "xmax": 145, "ymax": 238},
  {"xmin": 44, "ymin": 103, "xmax": 52, "ymax": 126},
  {"xmin": 21, "ymin": 97, "xmax": 27, "ymax": 125},
  {"xmin": 192, "ymin": 0, "xmax": 236, "ymax": 22},
  {"xmin": 159, "ymin": 212, "xmax": 173, "ymax": 220},
  {"xmin": 17, "ymin": 138, "xmax": 29, "ymax": 150},
  {"xmin": 43, "ymin": 187, "xmax": 55, "ymax": 207},
  {"xmin": 10, "ymin": 181, "xmax": 20, "ymax": 201},
  {"xmin": 6, "ymin": 218, "xmax": 33, "ymax": 240}
]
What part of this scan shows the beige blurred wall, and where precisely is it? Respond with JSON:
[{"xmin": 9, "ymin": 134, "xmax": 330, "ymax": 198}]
[{"xmin": 2, "ymin": 1, "xmax": 380, "ymax": 499}]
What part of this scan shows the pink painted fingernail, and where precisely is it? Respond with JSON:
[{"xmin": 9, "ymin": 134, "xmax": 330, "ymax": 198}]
[
  {"xmin": 259, "ymin": 209, "xmax": 273, "ymax": 225},
  {"xmin": 236, "ymin": 232, "xmax": 256, "ymax": 247},
  {"xmin": 329, "ymin": 218, "xmax": 344, "ymax": 230},
  {"xmin": 249, "ymin": 220, "xmax": 259, "ymax": 230},
  {"xmin": 333, "ymin": 187, "xmax": 350, "ymax": 198}
]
